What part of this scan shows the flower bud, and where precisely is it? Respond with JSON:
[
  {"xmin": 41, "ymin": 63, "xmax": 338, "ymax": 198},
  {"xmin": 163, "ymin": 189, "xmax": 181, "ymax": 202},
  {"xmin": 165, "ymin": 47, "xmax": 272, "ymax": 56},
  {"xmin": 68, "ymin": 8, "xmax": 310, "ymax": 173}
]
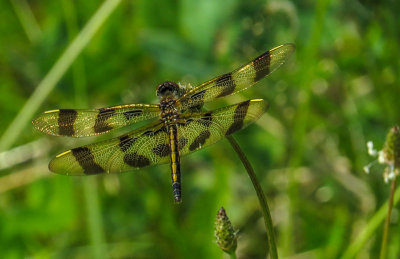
[{"xmin": 215, "ymin": 207, "xmax": 237, "ymax": 254}]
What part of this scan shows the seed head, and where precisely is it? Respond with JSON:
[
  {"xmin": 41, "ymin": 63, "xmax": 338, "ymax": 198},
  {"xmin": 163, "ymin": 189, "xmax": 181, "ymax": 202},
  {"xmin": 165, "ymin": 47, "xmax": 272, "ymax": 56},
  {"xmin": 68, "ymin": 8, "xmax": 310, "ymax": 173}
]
[
  {"xmin": 215, "ymin": 207, "xmax": 237, "ymax": 254},
  {"xmin": 365, "ymin": 126, "xmax": 400, "ymax": 182},
  {"xmin": 382, "ymin": 125, "xmax": 400, "ymax": 168}
]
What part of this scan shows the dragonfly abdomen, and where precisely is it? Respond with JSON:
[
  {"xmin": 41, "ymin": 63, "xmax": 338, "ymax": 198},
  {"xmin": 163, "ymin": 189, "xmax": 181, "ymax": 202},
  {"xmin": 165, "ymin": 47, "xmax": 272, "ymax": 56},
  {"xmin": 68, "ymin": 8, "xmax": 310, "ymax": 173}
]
[{"xmin": 168, "ymin": 124, "xmax": 182, "ymax": 203}]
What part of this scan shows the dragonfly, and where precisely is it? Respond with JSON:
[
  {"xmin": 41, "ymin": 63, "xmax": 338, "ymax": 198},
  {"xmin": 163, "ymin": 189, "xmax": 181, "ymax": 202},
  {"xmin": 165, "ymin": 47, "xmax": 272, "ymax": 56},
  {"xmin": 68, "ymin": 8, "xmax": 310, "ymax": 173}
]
[{"xmin": 33, "ymin": 43, "xmax": 295, "ymax": 203}]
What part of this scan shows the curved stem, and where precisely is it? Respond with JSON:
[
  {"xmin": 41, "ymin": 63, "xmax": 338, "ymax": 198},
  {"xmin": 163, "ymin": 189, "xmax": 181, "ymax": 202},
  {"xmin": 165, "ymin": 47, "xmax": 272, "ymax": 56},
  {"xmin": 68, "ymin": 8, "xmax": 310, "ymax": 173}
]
[{"xmin": 226, "ymin": 135, "xmax": 278, "ymax": 259}]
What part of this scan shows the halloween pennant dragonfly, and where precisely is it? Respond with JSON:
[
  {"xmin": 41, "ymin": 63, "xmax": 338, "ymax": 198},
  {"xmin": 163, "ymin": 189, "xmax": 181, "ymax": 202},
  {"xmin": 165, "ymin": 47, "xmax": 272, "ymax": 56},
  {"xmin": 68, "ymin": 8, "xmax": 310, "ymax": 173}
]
[{"xmin": 33, "ymin": 43, "xmax": 295, "ymax": 203}]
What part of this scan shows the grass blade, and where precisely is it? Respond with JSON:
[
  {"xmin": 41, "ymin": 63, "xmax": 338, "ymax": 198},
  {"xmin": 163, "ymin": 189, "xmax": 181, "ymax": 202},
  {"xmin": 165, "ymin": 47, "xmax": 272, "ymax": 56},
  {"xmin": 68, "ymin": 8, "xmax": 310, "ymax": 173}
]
[
  {"xmin": 341, "ymin": 186, "xmax": 400, "ymax": 259},
  {"xmin": 0, "ymin": 0, "xmax": 123, "ymax": 151}
]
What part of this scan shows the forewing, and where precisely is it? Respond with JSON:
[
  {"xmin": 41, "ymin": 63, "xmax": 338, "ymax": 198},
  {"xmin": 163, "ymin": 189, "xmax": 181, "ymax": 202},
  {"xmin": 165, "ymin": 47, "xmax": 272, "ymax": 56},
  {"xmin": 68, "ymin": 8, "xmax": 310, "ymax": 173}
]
[
  {"xmin": 177, "ymin": 99, "xmax": 268, "ymax": 156},
  {"xmin": 177, "ymin": 43, "xmax": 295, "ymax": 110},
  {"xmin": 33, "ymin": 104, "xmax": 160, "ymax": 137},
  {"xmin": 49, "ymin": 121, "xmax": 171, "ymax": 175}
]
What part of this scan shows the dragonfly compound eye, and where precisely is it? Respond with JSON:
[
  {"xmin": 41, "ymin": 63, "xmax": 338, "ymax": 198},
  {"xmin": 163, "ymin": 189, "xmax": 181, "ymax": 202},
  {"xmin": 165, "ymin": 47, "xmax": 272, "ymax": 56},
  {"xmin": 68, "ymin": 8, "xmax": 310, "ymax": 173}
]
[{"xmin": 157, "ymin": 81, "xmax": 180, "ymax": 98}]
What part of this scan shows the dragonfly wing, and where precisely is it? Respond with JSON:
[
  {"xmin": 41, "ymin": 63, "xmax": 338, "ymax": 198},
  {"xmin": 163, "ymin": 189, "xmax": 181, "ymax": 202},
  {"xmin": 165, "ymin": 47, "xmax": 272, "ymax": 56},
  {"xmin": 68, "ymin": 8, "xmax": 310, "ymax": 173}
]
[
  {"xmin": 177, "ymin": 99, "xmax": 269, "ymax": 155},
  {"xmin": 33, "ymin": 104, "xmax": 160, "ymax": 137},
  {"xmin": 49, "ymin": 121, "xmax": 171, "ymax": 175},
  {"xmin": 177, "ymin": 44, "xmax": 295, "ymax": 110},
  {"xmin": 49, "ymin": 100, "xmax": 268, "ymax": 175}
]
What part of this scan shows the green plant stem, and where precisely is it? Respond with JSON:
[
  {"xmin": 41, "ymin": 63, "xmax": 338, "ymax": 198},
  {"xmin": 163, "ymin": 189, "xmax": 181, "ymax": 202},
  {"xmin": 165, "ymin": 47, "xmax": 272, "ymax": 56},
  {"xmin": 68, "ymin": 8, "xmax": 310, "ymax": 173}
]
[
  {"xmin": 62, "ymin": 1, "xmax": 106, "ymax": 258},
  {"xmin": 379, "ymin": 176, "xmax": 397, "ymax": 259},
  {"xmin": 341, "ymin": 185, "xmax": 400, "ymax": 259},
  {"xmin": 229, "ymin": 252, "xmax": 237, "ymax": 259},
  {"xmin": 11, "ymin": 0, "xmax": 42, "ymax": 43},
  {"xmin": 226, "ymin": 135, "xmax": 278, "ymax": 259},
  {"xmin": 83, "ymin": 178, "xmax": 107, "ymax": 259},
  {"xmin": 0, "ymin": 0, "xmax": 122, "ymax": 152},
  {"xmin": 283, "ymin": 0, "xmax": 329, "ymax": 254},
  {"xmin": 62, "ymin": 0, "xmax": 88, "ymax": 106}
]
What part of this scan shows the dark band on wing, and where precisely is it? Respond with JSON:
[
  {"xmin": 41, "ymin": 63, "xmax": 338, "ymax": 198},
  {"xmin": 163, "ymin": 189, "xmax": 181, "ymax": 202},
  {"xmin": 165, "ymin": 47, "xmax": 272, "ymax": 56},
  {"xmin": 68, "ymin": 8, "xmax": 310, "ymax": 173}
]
[
  {"xmin": 178, "ymin": 119, "xmax": 194, "ymax": 127},
  {"xmin": 119, "ymin": 135, "xmax": 138, "ymax": 152},
  {"xmin": 178, "ymin": 137, "xmax": 188, "ymax": 150},
  {"xmin": 226, "ymin": 100, "xmax": 250, "ymax": 135},
  {"xmin": 253, "ymin": 51, "xmax": 271, "ymax": 82},
  {"xmin": 71, "ymin": 147, "xmax": 105, "ymax": 174},
  {"xmin": 215, "ymin": 73, "xmax": 236, "ymax": 98},
  {"xmin": 152, "ymin": 144, "xmax": 170, "ymax": 157},
  {"xmin": 189, "ymin": 130, "xmax": 211, "ymax": 151},
  {"xmin": 190, "ymin": 90, "xmax": 206, "ymax": 102},
  {"xmin": 94, "ymin": 108, "xmax": 116, "ymax": 133},
  {"xmin": 143, "ymin": 126, "xmax": 167, "ymax": 136},
  {"xmin": 58, "ymin": 109, "xmax": 77, "ymax": 136},
  {"xmin": 198, "ymin": 112, "xmax": 213, "ymax": 127},
  {"xmin": 124, "ymin": 152, "xmax": 150, "ymax": 168},
  {"xmin": 123, "ymin": 110, "xmax": 143, "ymax": 120}
]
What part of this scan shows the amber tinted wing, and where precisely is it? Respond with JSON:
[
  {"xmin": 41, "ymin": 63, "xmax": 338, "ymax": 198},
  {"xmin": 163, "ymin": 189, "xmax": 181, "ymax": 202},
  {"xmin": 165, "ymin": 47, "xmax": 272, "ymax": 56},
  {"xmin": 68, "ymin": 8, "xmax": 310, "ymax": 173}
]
[
  {"xmin": 49, "ymin": 121, "xmax": 171, "ymax": 175},
  {"xmin": 176, "ymin": 99, "xmax": 268, "ymax": 155},
  {"xmin": 177, "ymin": 43, "xmax": 295, "ymax": 110},
  {"xmin": 33, "ymin": 104, "xmax": 160, "ymax": 137},
  {"xmin": 49, "ymin": 99, "xmax": 268, "ymax": 175}
]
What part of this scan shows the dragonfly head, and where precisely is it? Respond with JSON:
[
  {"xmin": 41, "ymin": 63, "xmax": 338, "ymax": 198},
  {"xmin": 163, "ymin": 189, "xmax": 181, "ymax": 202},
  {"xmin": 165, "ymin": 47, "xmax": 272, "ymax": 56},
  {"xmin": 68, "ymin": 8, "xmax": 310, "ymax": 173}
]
[{"xmin": 157, "ymin": 81, "xmax": 182, "ymax": 100}]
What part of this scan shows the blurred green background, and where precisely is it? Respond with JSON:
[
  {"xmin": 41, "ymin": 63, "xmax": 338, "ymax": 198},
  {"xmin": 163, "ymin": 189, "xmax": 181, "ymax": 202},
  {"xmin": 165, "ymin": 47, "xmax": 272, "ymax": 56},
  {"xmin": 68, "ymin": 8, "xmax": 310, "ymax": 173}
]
[{"xmin": 0, "ymin": 0, "xmax": 399, "ymax": 258}]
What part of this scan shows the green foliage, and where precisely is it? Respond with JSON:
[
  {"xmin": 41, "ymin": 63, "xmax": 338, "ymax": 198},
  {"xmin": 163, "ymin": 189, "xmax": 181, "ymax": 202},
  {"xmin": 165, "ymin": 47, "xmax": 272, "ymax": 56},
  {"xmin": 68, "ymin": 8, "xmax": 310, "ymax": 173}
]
[{"xmin": 0, "ymin": 0, "xmax": 399, "ymax": 258}]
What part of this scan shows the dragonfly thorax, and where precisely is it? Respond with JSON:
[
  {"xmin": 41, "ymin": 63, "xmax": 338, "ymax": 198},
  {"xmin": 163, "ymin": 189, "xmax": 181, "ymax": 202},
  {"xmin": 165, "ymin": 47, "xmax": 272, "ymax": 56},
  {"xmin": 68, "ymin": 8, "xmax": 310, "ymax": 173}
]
[
  {"xmin": 159, "ymin": 97, "xmax": 179, "ymax": 124},
  {"xmin": 157, "ymin": 81, "xmax": 183, "ymax": 124}
]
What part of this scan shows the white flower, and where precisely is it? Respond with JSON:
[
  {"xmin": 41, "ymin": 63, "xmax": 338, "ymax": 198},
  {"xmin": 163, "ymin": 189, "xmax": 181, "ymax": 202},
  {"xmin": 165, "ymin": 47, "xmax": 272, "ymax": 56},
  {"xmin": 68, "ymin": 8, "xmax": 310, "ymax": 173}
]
[
  {"xmin": 364, "ymin": 141, "xmax": 380, "ymax": 174},
  {"xmin": 367, "ymin": 141, "xmax": 378, "ymax": 156},
  {"xmin": 383, "ymin": 165, "xmax": 396, "ymax": 183},
  {"xmin": 364, "ymin": 140, "xmax": 398, "ymax": 183}
]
